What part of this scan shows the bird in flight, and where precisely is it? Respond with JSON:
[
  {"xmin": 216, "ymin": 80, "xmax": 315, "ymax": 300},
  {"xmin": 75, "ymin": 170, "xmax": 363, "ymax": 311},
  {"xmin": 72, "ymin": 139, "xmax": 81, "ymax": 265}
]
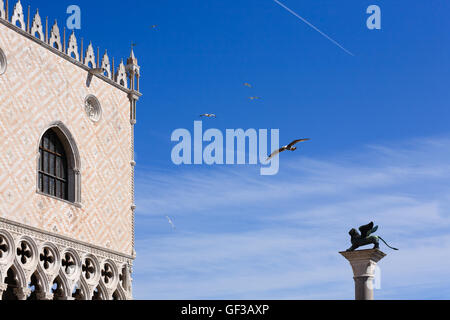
[
  {"xmin": 166, "ymin": 216, "xmax": 176, "ymax": 230},
  {"xmin": 244, "ymin": 82, "xmax": 252, "ymax": 88},
  {"xmin": 267, "ymin": 138, "xmax": 310, "ymax": 161},
  {"xmin": 200, "ymin": 114, "xmax": 217, "ymax": 118},
  {"xmin": 150, "ymin": 25, "xmax": 158, "ymax": 29},
  {"xmin": 249, "ymin": 96, "xmax": 261, "ymax": 100}
]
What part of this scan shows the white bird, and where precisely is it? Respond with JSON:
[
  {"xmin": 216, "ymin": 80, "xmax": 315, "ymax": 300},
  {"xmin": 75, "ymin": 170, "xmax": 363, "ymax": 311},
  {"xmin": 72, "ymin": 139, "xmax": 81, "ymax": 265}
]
[
  {"xmin": 166, "ymin": 216, "xmax": 176, "ymax": 230},
  {"xmin": 267, "ymin": 138, "xmax": 310, "ymax": 161},
  {"xmin": 200, "ymin": 114, "xmax": 216, "ymax": 118}
]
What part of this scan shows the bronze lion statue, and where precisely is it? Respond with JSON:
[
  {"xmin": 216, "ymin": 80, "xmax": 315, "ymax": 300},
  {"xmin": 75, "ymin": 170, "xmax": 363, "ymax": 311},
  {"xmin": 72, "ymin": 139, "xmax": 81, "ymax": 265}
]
[{"xmin": 346, "ymin": 222, "xmax": 398, "ymax": 252}]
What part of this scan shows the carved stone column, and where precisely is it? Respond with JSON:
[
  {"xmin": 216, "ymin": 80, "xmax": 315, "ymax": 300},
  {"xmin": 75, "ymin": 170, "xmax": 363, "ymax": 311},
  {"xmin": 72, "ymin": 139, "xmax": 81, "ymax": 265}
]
[
  {"xmin": 340, "ymin": 249, "xmax": 386, "ymax": 300},
  {"xmin": 0, "ymin": 283, "xmax": 7, "ymax": 299},
  {"xmin": 35, "ymin": 291, "xmax": 54, "ymax": 300}
]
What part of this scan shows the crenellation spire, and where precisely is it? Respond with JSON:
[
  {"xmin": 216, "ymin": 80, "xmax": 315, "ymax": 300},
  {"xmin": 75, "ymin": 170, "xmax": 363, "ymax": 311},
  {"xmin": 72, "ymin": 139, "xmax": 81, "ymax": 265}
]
[
  {"xmin": 49, "ymin": 19, "xmax": 62, "ymax": 51},
  {"xmin": 101, "ymin": 50, "xmax": 112, "ymax": 79},
  {"xmin": 67, "ymin": 30, "xmax": 79, "ymax": 61},
  {"xmin": 84, "ymin": 42, "xmax": 96, "ymax": 68},
  {"xmin": 115, "ymin": 59, "xmax": 127, "ymax": 88},
  {"xmin": 30, "ymin": 9, "xmax": 43, "ymax": 40},
  {"xmin": 0, "ymin": 0, "xmax": 6, "ymax": 20},
  {"xmin": 126, "ymin": 47, "xmax": 140, "ymax": 92},
  {"xmin": 11, "ymin": 0, "xmax": 25, "ymax": 30}
]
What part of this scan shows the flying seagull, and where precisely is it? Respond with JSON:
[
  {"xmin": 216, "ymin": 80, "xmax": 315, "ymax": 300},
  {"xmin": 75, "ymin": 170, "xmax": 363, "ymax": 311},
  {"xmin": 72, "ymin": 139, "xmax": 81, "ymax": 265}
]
[
  {"xmin": 244, "ymin": 82, "xmax": 252, "ymax": 88},
  {"xmin": 166, "ymin": 216, "xmax": 176, "ymax": 230},
  {"xmin": 200, "ymin": 114, "xmax": 216, "ymax": 118},
  {"xmin": 267, "ymin": 138, "xmax": 310, "ymax": 161},
  {"xmin": 150, "ymin": 25, "xmax": 158, "ymax": 29}
]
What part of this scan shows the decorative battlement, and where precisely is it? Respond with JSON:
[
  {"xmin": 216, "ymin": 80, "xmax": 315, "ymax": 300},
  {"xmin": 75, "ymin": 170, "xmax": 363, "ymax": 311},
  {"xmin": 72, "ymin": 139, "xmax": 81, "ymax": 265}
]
[{"xmin": 0, "ymin": 0, "xmax": 140, "ymax": 93}]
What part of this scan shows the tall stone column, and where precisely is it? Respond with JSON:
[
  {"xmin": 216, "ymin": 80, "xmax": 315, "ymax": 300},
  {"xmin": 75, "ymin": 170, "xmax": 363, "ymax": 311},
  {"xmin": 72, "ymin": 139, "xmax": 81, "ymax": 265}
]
[{"xmin": 340, "ymin": 249, "xmax": 386, "ymax": 300}]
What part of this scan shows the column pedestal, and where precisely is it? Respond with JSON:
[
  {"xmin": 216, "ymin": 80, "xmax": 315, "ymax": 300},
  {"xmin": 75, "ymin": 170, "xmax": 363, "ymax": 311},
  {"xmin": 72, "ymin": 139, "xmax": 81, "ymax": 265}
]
[{"xmin": 340, "ymin": 249, "xmax": 386, "ymax": 300}]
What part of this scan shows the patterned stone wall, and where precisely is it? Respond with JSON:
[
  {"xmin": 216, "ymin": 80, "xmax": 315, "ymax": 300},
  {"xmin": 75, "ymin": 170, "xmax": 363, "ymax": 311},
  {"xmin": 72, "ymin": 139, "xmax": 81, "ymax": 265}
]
[{"xmin": 0, "ymin": 21, "xmax": 134, "ymax": 256}]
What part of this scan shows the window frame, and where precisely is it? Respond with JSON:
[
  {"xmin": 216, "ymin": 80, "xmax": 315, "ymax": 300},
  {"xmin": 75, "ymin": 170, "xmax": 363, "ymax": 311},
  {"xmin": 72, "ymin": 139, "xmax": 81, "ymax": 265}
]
[
  {"xmin": 36, "ymin": 122, "xmax": 81, "ymax": 207},
  {"xmin": 38, "ymin": 129, "xmax": 69, "ymax": 201}
]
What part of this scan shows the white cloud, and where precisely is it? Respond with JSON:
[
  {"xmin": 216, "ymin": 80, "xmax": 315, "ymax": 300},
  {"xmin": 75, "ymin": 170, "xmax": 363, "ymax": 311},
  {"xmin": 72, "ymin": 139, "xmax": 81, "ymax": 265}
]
[{"xmin": 133, "ymin": 136, "xmax": 450, "ymax": 299}]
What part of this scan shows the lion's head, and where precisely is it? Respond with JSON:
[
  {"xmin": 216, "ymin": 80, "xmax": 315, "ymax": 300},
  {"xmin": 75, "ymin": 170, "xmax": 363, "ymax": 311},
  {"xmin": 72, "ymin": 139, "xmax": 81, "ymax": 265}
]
[{"xmin": 349, "ymin": 228, "xmax": 358, "ymax": 239}]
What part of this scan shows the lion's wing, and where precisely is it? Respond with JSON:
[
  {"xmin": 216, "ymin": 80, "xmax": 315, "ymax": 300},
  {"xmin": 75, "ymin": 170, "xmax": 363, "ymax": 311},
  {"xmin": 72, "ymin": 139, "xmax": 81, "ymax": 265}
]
[{"xmin": 359, "ymin": 222, "xmax": 374, "ymax": 238}]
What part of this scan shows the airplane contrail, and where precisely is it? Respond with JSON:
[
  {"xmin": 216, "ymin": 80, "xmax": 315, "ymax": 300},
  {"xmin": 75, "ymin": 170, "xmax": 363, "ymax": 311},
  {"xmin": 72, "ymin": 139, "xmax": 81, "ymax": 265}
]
[{"xmin": 273, "ymin": 0, "xmax": 354, "ymax": 56}]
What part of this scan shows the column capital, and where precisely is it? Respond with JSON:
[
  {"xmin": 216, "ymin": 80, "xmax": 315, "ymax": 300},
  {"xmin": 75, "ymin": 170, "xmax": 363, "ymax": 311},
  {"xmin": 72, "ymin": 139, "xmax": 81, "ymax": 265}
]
[
  {"xmin": 340, "ymin": 249, "xmax": 386, "ymax": 276},
  {"xmin": 340, "ymin": 249, "xmax": 386, "ymax": 264},
  {"xmin": 13, "ymin": 287, "xmax": 32, "ymax": 300},
  {"xmin": 35, "ymin": 291, "xmax": 54, "ymax": 300},
  {"xmin": 127, "ymin": 91, "xmax": 140, "ymax": 101}
]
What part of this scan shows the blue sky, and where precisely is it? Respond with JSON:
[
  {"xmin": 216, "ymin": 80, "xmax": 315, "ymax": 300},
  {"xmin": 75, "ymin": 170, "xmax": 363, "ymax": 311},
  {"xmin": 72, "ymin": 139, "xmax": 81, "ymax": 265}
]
[{"xmin": 23, "ymin": 0, "xmax": 450, "ymax": 299}]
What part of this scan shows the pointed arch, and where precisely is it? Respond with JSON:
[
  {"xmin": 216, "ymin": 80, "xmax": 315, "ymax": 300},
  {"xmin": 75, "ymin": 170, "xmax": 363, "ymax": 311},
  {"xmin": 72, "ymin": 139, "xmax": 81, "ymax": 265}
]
[
  {"xmin": 92, "ymin": 282, "xmax": 108, "ymax": 300},
  {"xmin": 112, "ymin": 284, "xmax": 127, "ymax": 300},
  {"xmin": 52, "ymin": 274, "xmax": 71, "ymax": 300},
  {"xmin": 8, "ymin": 262, "xmax": 27, "ymax": 289},
  {"xmin": 27, "ymin": 270, "xmax": 48, "ymax": 300},
  {"xmin": 72, "ymin": 279, "xmax": 89, "ymax": 300},
  {"xmin": 37, "ymin": 122, "xmax": 81, "ymax": 205}
]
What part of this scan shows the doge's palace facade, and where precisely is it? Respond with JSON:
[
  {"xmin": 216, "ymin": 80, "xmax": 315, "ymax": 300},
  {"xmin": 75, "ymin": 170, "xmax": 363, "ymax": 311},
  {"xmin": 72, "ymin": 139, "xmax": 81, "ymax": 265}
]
[{"xmin": 0, "ymin": 0, "xmax": 141, "ymax": 300}]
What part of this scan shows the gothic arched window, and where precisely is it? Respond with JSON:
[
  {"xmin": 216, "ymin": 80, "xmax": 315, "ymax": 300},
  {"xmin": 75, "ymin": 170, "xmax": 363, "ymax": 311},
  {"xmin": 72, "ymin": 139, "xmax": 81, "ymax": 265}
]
[
  {"xmin": 37, "ymin": 123, "xmax": 81, "ymax": 205},
  {"xmin": 38, "ymin": 130, "xmax": 68, "ymax": 200}
]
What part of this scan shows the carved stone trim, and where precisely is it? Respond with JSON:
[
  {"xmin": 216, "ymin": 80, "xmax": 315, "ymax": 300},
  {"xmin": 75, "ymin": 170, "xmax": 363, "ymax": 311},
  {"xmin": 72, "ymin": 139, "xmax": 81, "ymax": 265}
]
[
  {"xmin": 11, "ymin": 0, "xmax": 25, "ymax": 31},
  {"xmin": 30, "ymin": 9, "xmax": 44, "ymax": 40},
  {"xmin": 0, "ymin": 217, "xmax": 134, "ymax": 261},
  {"xmin": 0, "ymin": 19, "xmax": 142, "ymax": 95},
  {"xmin": 115, "ymin": 60, "xmax": 127, "ymax": 88},
  {"xmin": 101, "ymin": 51, "xmax": 112, "ymax": 79},
  {"xmin": 67, "ymin": 31, "xmax": 79, "ymax": 60},
  {"xmin": 0, "ymin": 0, "xmax": 5, "ymax": 20},
  {"xmin": 49, "ymin": 20, "xmax": 62, "ymax": 51},
  {"xmin": 0, "ymin": 47, "xmax": 6, "ymax": 75},
  {"xmin": 84, "ymin": 95, "xmax": 102, "ymax": 123},
  {"xmin": 84, "ymin": 43, "xmax": 96, "ymax": 68}
]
